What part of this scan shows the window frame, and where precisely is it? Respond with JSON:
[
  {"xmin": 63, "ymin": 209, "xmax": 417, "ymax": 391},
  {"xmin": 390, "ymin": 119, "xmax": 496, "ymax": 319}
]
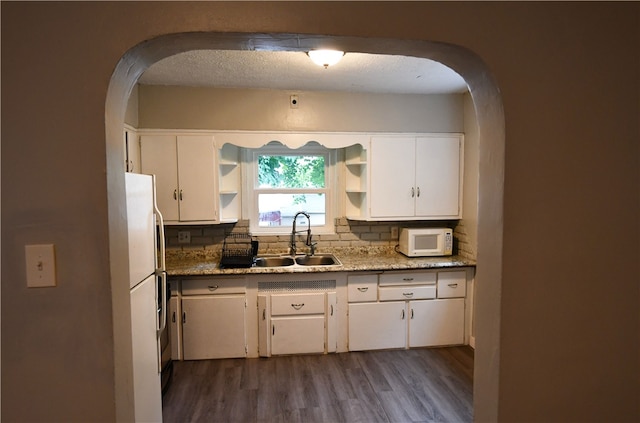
[{"xmin": 244, "ymin": 143, "xmax": 336, "ymax": 235}]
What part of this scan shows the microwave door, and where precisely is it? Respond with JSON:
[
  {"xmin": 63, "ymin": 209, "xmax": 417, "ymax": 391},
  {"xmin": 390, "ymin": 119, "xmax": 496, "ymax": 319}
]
[{"xmin": 415, "ymin": 234, "xmax": 439, "ymax": 251}]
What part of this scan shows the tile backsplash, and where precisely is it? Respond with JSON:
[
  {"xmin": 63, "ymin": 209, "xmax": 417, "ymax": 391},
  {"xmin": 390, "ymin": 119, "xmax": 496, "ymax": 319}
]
[{"xmin": 165, "ymin": 218, "xmax": 475, "ymax": 259}]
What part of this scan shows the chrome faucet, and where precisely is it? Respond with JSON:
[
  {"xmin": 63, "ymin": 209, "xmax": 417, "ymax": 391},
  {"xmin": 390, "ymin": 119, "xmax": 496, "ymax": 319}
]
[{"xmin": 290, "ymin": 211, "xmax": 316, "ymax": 256}]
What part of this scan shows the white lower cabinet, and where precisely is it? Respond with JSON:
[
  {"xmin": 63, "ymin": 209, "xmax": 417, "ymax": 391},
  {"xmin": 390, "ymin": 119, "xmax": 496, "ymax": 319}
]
[
  {"xmin": 259, "ymin": 291, "xmax": 336, "ymax": 357},
  {"xmin": 169, "ymin": 296, "xmax": 182, "ymax": 360},
  {"xmin": 409, "ymin": 298, "xmax": 465, "ymax": 347},
  {"xmin": 348, "ymin": 301, "xmax": 406, "ymax": 351},
  {"xmin": 271, "ymin": 316, "xmax": 325, "ymax": 355},
  {"xmin": 348, "ymin": 270, "xmax": 468, "ymax": 351},
  {"xmin": 180, "ymin": 277, "xmax": 247, "ymax": 360}
]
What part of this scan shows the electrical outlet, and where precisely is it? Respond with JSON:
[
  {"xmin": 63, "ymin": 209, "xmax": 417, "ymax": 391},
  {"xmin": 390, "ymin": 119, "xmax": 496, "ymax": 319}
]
[
  {"xmin": 178, "ymin": 231, "xmax": 191, "ymax": 244},
  {"xmin": 290, "ymin": 95, "xmax": 299, "ymax": 108},
  {"xmin": 390, "ymin": 226, "xmax": 399, "ymax": 239},
  {"xmin": 25, "ymin": 244, "xmax": 57, "ymax": 287}
]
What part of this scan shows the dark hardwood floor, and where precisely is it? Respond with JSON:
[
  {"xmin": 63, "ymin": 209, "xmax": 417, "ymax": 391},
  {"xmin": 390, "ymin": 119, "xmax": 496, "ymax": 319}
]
[{"xmin": 162, "ymin": 346, "xmax": 473, "ymax": 423}]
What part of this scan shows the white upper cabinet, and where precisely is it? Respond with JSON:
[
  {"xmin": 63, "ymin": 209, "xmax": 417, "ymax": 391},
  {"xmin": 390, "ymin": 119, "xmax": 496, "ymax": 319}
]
[
  {"xmin": 124, "ymin": 127, "xmax": 140, "ymax": 173},
  {"xmin": 368, "ymin": 135, "xmax": 463, "ymax": 220},
  {"xmin": 141, "ymin": 134, "xmax": 218, "ymax": 223},
  {"xmin": 414, "ymin": 136, "xmax": 462, "ymax": 217}
]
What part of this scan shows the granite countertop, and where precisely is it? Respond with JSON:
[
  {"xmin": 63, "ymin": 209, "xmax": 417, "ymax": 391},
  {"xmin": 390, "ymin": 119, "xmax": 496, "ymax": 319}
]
[{"xmin": 166, "ymin": 247, "xmax": 475, "ymax": 277}]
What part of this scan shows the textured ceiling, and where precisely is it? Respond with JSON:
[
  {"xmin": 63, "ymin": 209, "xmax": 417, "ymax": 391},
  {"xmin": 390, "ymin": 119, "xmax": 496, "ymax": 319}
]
[{"xmin": 138, "ymin": 50, "xmax": 468, "ymax": 95}]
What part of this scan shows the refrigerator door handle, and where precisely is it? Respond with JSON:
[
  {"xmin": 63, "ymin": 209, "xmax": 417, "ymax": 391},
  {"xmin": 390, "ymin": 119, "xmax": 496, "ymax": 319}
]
[
  {"xmin": 157, "ymin": 271, "xmax": 167, "ymax": 337},
  {"xmin": 152, "ymin": 175, "xmax": 168, "ymax": 340},
  {"xmin": 152, "ymin": 175, "xmax": 166, "ymax": 273}
]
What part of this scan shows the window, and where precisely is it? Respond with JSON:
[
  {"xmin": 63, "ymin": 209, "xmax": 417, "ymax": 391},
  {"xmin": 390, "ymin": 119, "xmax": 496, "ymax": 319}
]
[{"xmin": 246, "ymin": 143, "xmax": 335, "ymax": 234}]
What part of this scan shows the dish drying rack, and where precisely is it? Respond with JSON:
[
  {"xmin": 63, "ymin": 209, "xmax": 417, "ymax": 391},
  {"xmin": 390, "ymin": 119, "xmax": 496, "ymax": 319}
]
[{"xmin": 219, "ymin": 232, "xmax": 258, "ymax": 269}]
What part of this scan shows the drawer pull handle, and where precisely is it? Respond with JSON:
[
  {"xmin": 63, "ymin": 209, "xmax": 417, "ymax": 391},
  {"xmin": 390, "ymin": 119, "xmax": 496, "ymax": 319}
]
[
  {"xmin": 182, "ymin": 312, "xmax": 186, "ymax": 324},
  {"xmin": 262, "ymin": 309, "xmax": 266, "ymax": 320},
  {"xmin": 172, "ymin": 311, "xmax": 176, "ymax": 323},
  {"xmin": 401, "ymin": 309, "xmax": 405, "ymax": 319},
  {"xmin": 402, "ymin": 277, "xmax": 414, "ymax": 281},
  {"xmin": 291, "ymin": 303, "xmax": 305, "ymax": 310},
  {"xmin": 330, "ymin": 304, "xmax": 334, "ymax": 316},
  {"xmin": 272, "ymin": 325, "xmax": 275, "ymax": 336},
  {"xmin": 357, "ymin": 287, "xmax": 369, "ymax": 292},
  {"xmin": 403, "ymin": 292, "xmax": 414, "ymax": 298},
  {"xmin": 207, "ymin": 285, "xmax": 219, "ymax": 291},
  {"xmin": 448, "ymin": 283, "xmax": 458, "ymax": 288},
  {"xmin": 411, "ymin": 309, "xmax": 414, "ymax": 319}
]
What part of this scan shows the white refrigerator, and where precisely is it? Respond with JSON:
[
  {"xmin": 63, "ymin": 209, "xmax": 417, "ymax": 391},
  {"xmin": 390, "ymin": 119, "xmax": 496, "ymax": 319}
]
[{"xmin": 125, "ymin": 172, "xmax": 166, "ymax": 422}]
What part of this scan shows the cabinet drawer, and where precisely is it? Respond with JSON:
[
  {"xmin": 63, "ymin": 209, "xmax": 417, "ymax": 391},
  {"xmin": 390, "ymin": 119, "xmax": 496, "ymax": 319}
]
[
  {"xmin": 181, "ymin": 278, "xmax": 246, "ymax": 296},
  {"xmin": 379, "ymin": 285, "xmax": 436, "ymax": 301},
  {"xmin": 379, "ymin": 271, "xmax": 436, "ymax": 286},
  {"xmin": 437, "ymin": 271, "xmax": 466, "ymax": 298},
  {"xmin": 271, "ymin": 292, "xmax": 325, "ymax": 316},
  {"xmin": 347, "ymin": 274, "xmax": 378, "ymax": 302}
]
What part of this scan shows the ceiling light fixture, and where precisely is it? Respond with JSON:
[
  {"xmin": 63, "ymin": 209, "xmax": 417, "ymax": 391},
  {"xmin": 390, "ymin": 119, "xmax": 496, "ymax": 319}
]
[{"xmin": 308, "ymin": 50, "xmax": 344, "ymax": 68}]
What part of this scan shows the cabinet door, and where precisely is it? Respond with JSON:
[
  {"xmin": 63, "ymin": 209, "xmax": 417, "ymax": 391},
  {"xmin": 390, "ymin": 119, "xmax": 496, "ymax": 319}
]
[
  {"xmin": 326, "ymin": 292, "xmax": 337, "ymax": 353},
  {"xmin": 409, "ymin": 298, "xmax": 464, "ymax": 347},
  {"xmin": 414, "ymin": 136, "xmax": 461, "ymax": 217},
  {"xmin": 370, "ymin": 137, "xmax": 416, "ymax": 218},
  {"xmin": 124, "ymin": 128, "xmax": 140, "ymax": 173},
  {"xmin": 176, "ymin": 135, "xmax": 217, "ymax": 221},
  {"xmin": 348, "ymin": 302, "xmax": 406, "ymax": 351},
  {"xmin": 140, "ymin": 135, "xmax": 179, "ymax": 221},
  {"xmin": 257, "ymin": 295, "xmax": 270, "ymax": 357},
  {"xmin": 271, "ymin": 316, "xmax": 325, "ymax": 355},
  {"xmin": 169, "ymin": 296, "xmax": 182, "ymax": 360},
  {"xmin": 181, "ymin": 295, "xmax": 246, "ymax": 360}
]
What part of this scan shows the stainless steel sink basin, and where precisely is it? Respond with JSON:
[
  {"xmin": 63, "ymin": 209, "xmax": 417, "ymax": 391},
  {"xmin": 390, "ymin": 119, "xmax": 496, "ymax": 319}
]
[
  {"xmin": 295, "ymin": 254, "xmax": 341, "ymax": 266},
  {"xmin": 253, "ymin": 254, "xmax": 341, "ymax": 268},
  {"xmin": 254, "ymin": 256, "xmax": 295, "ymax": 267}
]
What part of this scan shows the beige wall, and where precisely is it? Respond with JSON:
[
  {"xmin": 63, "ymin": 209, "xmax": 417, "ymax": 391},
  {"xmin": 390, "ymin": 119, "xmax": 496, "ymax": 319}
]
[
  {"xmin": 2, "ymin": 2, "xmax": 638, "ymax": 423},
  {"xmin": 138, "ymin": 85, "xmax": 464, "ymax": 132}
]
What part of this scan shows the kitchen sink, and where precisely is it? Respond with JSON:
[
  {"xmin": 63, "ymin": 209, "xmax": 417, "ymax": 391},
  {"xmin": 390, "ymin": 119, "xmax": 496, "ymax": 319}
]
[
  {"xmin": 254, "ymin": 256, "xmax": 295, "ymax": 267},
  {"xmin": 253, "ymin": 254, "xmax": 341, "ymax": 268},
  {"xmin": 295, "ymin": 254, "xmax": 341, "ymax": 266}
]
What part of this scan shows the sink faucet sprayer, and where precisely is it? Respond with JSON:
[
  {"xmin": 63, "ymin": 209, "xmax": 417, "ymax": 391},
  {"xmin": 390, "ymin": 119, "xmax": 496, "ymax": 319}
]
[{"xmin": 290, "ymin": 211, "xmax": 316, "ymax": 256}]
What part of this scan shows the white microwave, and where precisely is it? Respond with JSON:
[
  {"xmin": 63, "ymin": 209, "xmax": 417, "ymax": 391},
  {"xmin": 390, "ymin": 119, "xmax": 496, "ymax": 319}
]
[{"xmin": 398, "ymin": 227, "xmax": 453, "ymax": 257}]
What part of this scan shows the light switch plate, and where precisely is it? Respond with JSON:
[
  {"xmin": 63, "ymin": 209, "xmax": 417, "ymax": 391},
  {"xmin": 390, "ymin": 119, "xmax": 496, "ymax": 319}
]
[{"xmin": 25, "ymin": 244, "xmax": 57, "ymax": 287}]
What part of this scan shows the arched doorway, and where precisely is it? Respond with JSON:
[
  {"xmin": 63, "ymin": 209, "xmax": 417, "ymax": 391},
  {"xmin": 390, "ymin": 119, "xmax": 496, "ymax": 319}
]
[{"xmin": 106, "ymin": 32, "xmax": 504, "ymax": 421}]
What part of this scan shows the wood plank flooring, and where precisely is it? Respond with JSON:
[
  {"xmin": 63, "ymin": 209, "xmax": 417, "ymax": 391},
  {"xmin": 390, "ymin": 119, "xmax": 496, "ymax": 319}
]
[{"xmin": 162, "ymin": 346, "xmax": 473, "ymax": 423}]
